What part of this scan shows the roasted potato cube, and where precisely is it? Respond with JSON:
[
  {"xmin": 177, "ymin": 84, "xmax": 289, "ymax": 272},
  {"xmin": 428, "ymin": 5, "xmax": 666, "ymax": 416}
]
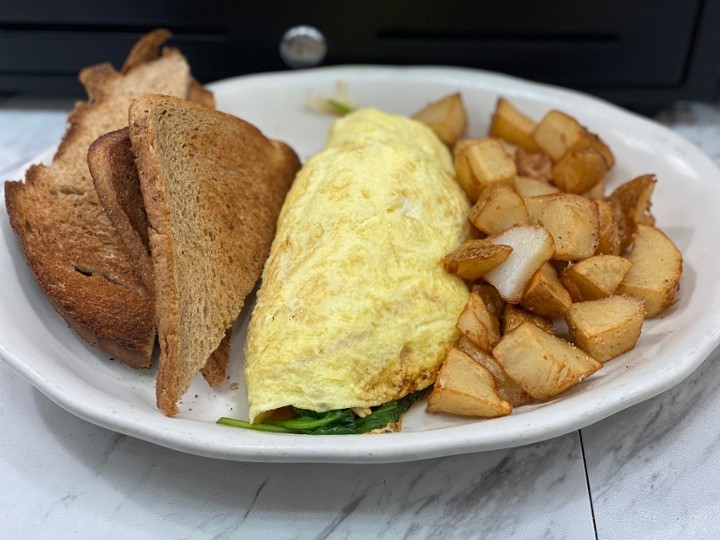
[
  {"xmin": 469, "ymin": 184, "xmax": 530, "ymax": 235},
  {"xmin": 427, "ymin": 348, "xmax": 512, "ymax": 417},
  {"xmin": 616, "ymin": 225, "xmax": 682, "ymax": 317},
  {"xmin": 514, "ymin": 147, "xmax": 553, "ymax": 182},
  {"xmin": 582, "ymin": 130, "xmax": 615, "ymax": 169},
  {"xmin": 502, "ymin": 304, "xmax": 555, "ymax": 335},
  {"xmin": 456, "ymin": 336, "xmax": 532, "ymax": 407},
  {"xmin": 489, "ymin": 97, "xmax": 541, "ymax": 153},
  {"xmin": 492, "ymin": 322, "xmax": 602, "ymax": 400},
  {"xmin": 532, "ymin": 110, "xmax": 614, "ymax": 167},
  {"xmin": 453, "ymin": 137, "xmax": 481, "ymax": 157},
  {"xmin": 471, "ymin": 282, "xmax": 506, "ymax": 319},
  {"xmin": 443, "ymin": 240, "xmax": 513, "ymax": 281},
  {"xmin": 456, "ymin": 292, "xmax": 502, "ymax": 351},
  {"xmin": 595, "ymin": 199, "xmax": 622, "ymax": 255},
  {"xmin": 552, "ymin": 146, "xmax": 607, "ymax": 194},
  {"xmin": 520, "ymin": 262, "xmax": 573, "ymax": 318},
  {"xmin": 454, "ymin": 146, "xmax": 479, "ymax": 201},
  {"xmin": 497, "ymin": 140, "xmax": 521, "ymax": 161},
  {"xmin": 566, "ymin": 295, "xmax": 645, "ymax": 362},
  {"xmin": 456, "ymin": 137, "xmax": 517, "ymax": 159},
  {"xmin": 482, "ymin": 225, "xmax": 555, "ymax": 303},
  {"xmin": 514, "ymin": 175, "xmax": 561, "ymax": 197},
  {"xmin": 412, "ymin": 92, "xmax": 468, "ymax": 146},
  {"xmin": 524, "ymin": 193, "xmax": 599, "ymax": 260},
  {"xmin": 531, "ymin": 110, "xmax": 587, "ymax": 161},
  {"xmin": 609, "ymin": 174, "xmax": 657, "ymax": 215},
  {"xmin": 608, "ymin": 174, "xmax": 657, "ymax": 251},
  {"xmin": 455, "ymin": 138, "xmax": 516, "ymax": 202},
  {"xmin": 583, "ymin": 177, "xmax": 606, "ymax": 200},
  {"xmin": 561, "ymin": 255, "xmax": 632, "ymax": 301}
]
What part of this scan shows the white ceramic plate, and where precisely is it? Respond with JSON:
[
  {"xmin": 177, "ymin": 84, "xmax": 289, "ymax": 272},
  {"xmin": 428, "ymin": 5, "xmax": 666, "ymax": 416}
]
[{"xmin": 2, "ymin": 66, "xmax": 720, "ymax": 463}]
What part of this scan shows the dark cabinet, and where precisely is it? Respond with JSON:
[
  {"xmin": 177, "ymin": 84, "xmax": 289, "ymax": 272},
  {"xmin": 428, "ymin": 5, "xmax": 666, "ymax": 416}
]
[{"xmin": 0, "ymin": 1, "xmax": 718, "ymax": 113}]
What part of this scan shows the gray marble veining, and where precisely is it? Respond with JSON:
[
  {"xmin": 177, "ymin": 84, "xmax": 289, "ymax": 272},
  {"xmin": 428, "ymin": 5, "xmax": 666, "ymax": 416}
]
[
  {"xmin": 655, "ymin": 101, "xmax": 720, "ymax": 167},
  {"xmin": 583, "ymin": 347, "xmax": 720, "ymax": 540}
]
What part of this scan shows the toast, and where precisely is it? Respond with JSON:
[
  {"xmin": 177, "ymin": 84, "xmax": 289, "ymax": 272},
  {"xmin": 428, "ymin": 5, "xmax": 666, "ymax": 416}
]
[
  {"xmin": 88, "ymin": 127, "xmax": 154, "ymax": 291},
  {"xmin": 128, "ymin": 94, "xmax": 301, "ymax": 415},
  {"xmin": 4, "ymin": 30, "xmax": 204, "ymax": 368},
  {"xmin": 87, "ymin": 127, "xmax": 231, "ymax": 386}
]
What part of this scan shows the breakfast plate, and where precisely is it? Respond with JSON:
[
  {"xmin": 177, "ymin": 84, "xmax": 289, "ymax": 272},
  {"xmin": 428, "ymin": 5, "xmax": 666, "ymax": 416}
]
[{"xmin": 1, "ymin": 66, "xmax": 720, "ymax": 463}]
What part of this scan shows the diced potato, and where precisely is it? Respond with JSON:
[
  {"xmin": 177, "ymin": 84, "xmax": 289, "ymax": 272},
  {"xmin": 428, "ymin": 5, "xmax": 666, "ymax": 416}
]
[
  {"xmin": 609, "ymin": 174, "xmax": 657, "ymax": 218},
  {"xmin": 514, "ymin": 147, "xmax": 553, "ymax": 182},
  {"xmin": 456, "ymin": 292, "xmax": 502, "ymax": 351},
  {"xmin": 427, "ymin": 348, "xmax": 512, "ymax": 417},
  {"xmin": 532, "ymin": 110, "xmax": 614, "ymax": 167},
  {"xmin": 412, "ymin": 92, "xmax": 468, "ymax": 146},
  {"xmin": 515, "ymin": 175, "xmax": 561, "ymax": 197},
  {"xmin": 489, "ymin": 97, "xmax": 541, "ymax": 152},
  {"xmin": 455, "ymin": 144, "xmax": 477, "ymax": 198},
  {"xmin": 616, "ymin": 225, "xmax": 682, "ymax": 317},
  {"xmin": 455, "ymin": 138, "xmax": 517, "ymax": 202},
  {"xmin": 561, "ymin": 255, "xmax": 632, "ymax": 301},
  {"xmin": 607, "ymin": 174, "xmax": 657, "ymax": 252},
  {"xmin": 453, "ymin": 137, "xmax": 481, "ymax": 157},
  {"xmin": 566, "ymin": 295, "xmax": 645, "ymax": 362},
  {"xmin": 531, "ymin": 110, "xmax": 587, "ymax": 161},
  {"xmin": 494, "ymin": 139, "xmax": 520, "ymax": 159},
  {"xmin": 595, "ymin": 199, "xmax": 622, "ymax": 255},
  {"xmin": 581, "ymin": 131, "xmax": 616, "ymax": 169},
  {"xmin": 583, "ymin": 177, "xmax": 606, "ymax": 200},
  {"xmin": 456, "ymin": 336, "xmax": 532, "ymax": 407},
  {"xmin": 612, "ymin": 198, "xmax": 634, "ymax": 254},
  {"xmin": 524, "ymin": 193, "xmax": 599, "ymax": 260},
  {"xmin": 471, "ymin": 282, "xmax": 506, "ymax": 318},
  {"xmin": 502, "ymin": 304, "xmax": 555, "ymax": 335},
  {"xmin": 482, "ymin": 225, "xmax": 555, "ymax": 303},
  {"xmin": 492, "ymin": 322, "xmax": 602, "ymax": 400},
  {"xmin": 549, "ymin": 259, "xmax": 570, "ymax": 275},
  {"xmin": 443, "ymin": 239, "xmax": 513, "ymax": 281},
  {"xmin": 552, "ymin": 146, "xmax": 607, "ymax": 194},
  {"xmin": 520, "ymin": 262, "xmax": 573, "ymax": 318},
  {"xmin": 469, "ymin": 184, "xmax": 530, "ymax": 234}
]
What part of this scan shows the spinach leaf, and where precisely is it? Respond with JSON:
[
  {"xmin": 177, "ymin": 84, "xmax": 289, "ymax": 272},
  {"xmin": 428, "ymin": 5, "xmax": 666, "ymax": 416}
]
[
  {"xmin": 355, "ymin": 391, "xmax": 423, "ymax": 433},
  {"xmin": 217, "ymin": 390, "xmax": 427, "ymax": 435}
]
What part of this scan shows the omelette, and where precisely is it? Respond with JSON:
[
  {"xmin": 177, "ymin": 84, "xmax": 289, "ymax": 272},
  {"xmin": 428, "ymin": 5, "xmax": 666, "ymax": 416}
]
[{"xmin": 243, "ymin": 108, "xmax": 471, "ymax": 423}]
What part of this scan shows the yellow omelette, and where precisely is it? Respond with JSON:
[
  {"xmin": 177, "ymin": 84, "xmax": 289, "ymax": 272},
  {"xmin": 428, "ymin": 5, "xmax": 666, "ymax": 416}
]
[{"xmin": 244, "ymin": 108, "xmax": 470, "ymax": 422}]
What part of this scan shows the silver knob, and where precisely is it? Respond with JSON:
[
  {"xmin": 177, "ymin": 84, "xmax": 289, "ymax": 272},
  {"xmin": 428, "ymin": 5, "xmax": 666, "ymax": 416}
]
[{"xmin": 280, "ymin": 25, "xmax": 327, "ymax": 69}]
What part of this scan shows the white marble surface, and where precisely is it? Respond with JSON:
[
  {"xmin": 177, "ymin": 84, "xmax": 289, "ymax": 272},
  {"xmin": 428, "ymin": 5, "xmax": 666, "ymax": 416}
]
[{"xmin": 1, "ymin": 94, "xmax": 719, "ymax": 539}]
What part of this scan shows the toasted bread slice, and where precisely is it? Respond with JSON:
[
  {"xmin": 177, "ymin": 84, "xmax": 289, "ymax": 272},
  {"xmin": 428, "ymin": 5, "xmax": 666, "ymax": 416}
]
[
  {"xmin": 4, "ymin": 30, "xmax": 200, "ymax": 368},
  {"xmin": 129, "ymin": 94, "xmax": 300, "ymax": 415},
  {"xmin": 88, "ymin": 127, "xmax": 154, "ymax": 291},
  {"xmin": 88, "ymin": 127, "xmax": 231, "ymax": 386}
]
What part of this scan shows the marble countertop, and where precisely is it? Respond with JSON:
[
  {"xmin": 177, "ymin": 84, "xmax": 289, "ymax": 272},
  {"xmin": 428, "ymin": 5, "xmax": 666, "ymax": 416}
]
[{"xmin": 1, "ymin": 94, "xmax": 719, "ymax": 540}]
